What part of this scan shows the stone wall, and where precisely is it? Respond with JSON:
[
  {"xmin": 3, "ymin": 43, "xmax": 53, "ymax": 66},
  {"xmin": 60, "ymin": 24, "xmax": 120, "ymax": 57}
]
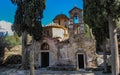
[
  {"xmin": 31, "ymin": 34, "xmax": 97, "ymax": 69},
  {"xmin": 57, "ymin": 36, "xmax": 97, "ymax": 69},
  {"xmin": 28, "ymin": 37, "xmax": 58, "ymax": 67}
]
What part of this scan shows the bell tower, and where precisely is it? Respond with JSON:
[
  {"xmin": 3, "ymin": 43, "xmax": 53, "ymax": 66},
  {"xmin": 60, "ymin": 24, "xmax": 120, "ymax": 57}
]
[{"xmin": 69, "ymin": 6, "xmax": 84, "ymax": 36}]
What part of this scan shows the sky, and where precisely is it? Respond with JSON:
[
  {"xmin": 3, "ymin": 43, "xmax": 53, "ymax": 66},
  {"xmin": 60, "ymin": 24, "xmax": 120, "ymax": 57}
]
[{"xmin": 0, "ymin": 0, "xmax": 83, "ymax": 26}]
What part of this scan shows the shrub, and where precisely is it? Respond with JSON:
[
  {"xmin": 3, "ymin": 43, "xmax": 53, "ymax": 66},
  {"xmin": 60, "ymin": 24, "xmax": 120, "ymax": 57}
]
[
  {"xmin": 4, "ymin": 54, "xmax": 22, "ymax": 64},
  {"xmin": 5, "ymin": 35, "xmax": 21, "ymax": 47}
]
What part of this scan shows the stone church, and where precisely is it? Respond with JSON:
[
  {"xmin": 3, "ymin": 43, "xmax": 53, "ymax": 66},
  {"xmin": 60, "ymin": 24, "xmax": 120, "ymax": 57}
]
[{"xmin": 29, "ymin": 6, "xmax": 97, "ymax": 70}]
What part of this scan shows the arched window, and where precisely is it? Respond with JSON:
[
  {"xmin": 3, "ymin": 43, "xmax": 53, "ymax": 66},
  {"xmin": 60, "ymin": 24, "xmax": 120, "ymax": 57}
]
[
  {"xmin": 41, "ymin": 43, "xmax": 49, "ymax": 50},
  {"xmin": 74, "ymin": 15, "xmax": 79, "ymax": 24}
]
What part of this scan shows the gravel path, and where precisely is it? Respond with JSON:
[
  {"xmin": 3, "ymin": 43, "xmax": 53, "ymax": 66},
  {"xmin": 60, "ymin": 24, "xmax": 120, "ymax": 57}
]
[{"xmin": 0, "ymin": 67, "xmax": 112, "ymax": 75}]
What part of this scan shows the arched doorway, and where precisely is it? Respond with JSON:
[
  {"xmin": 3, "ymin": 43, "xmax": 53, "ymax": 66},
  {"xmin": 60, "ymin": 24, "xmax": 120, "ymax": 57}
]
[{"xmin": 41, "ymin": 43, "xmax": 49, "ymax": 67}]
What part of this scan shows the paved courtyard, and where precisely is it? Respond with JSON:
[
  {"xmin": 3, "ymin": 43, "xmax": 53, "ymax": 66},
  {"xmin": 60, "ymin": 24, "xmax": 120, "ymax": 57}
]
[{"xmin": 0, "ymin": 67, "xmax": 112, "ymax": 75}]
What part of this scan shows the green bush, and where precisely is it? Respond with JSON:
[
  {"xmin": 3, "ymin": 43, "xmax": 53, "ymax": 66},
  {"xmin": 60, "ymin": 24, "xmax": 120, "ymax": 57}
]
[
  {"xmin": 4, "ymin": 54, "xmax": 22, "ymax": 64},
  {"xmin": 5, "ymin": 35, "xmax": 21, "ymax": 47}
]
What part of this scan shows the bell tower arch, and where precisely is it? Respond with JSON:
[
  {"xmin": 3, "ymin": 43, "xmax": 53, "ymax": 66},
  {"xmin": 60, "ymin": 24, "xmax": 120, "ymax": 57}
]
[{"xmin": 69, "ymin": 6, "xmax": 84, "ymax": 36}]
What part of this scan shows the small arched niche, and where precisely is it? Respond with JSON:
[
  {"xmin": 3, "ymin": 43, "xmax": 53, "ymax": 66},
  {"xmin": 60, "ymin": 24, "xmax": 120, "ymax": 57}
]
[{"xmin": 41, "ymin": 43, "xmax": 49, "ymax": 50}]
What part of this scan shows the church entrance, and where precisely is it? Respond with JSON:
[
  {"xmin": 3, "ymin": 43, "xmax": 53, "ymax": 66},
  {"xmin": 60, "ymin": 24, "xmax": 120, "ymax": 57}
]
[
  {"xmin": 77, "ymin": 54, "xmax": 84, "ymax": 69},
  {"xmin": 41, "ymin": 52, "xmax": 49, "ymax": 67}
]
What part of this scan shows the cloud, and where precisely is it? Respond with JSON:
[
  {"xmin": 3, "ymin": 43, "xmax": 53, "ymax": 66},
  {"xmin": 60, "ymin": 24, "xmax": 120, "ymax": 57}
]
[{"xmin": 0, "ymin": 20, "xmax": 13, "ymax": 35}]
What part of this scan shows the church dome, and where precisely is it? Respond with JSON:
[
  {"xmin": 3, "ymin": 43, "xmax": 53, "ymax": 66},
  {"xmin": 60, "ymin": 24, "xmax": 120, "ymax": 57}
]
[{"xmin": 53, "ymin": 14, "xmax": 69, "ymax": 21}]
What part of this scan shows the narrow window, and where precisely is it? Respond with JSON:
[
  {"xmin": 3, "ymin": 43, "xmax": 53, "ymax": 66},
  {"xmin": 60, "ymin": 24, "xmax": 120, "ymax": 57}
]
[
  {"xmin": 58, "ymin": 19, "xmax": 60, "ymax": 25},
  {"xmin": 46, "ymin": 30, "xmax": 49, "ymax": 37}
]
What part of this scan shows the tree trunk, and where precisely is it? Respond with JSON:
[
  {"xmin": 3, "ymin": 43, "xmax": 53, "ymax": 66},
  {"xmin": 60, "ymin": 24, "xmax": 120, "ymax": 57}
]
[
  {"xmin": 102, "ymin": 38, "xmax": 108, "ymax": 72},
  {"xmin": 30, "ymin": 39, "xmax": 35, "ymax": 75},
  {"xmin": 22, "ymin": 31, "xmax": 27, "ymax": 69},
  {"xmin": 108, "ymin": 15, "xmax": 119, "ymax": 75}
]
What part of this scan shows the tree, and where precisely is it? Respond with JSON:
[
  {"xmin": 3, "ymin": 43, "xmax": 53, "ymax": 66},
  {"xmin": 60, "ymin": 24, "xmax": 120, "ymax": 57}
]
[
  {"xmin": 0, "ymin": 36, "xmax": 8, "ymax": 65},
  {"xmin": 84, "ymin": 0, "xmax": 120, "ymax": 75},
  {"xmin": 84, "ymin": 0, "xmax": 109, "ymax": 72},
  {"xmin": 11, "ymin": 0, "xmax": 46, "ymax": 75}
]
